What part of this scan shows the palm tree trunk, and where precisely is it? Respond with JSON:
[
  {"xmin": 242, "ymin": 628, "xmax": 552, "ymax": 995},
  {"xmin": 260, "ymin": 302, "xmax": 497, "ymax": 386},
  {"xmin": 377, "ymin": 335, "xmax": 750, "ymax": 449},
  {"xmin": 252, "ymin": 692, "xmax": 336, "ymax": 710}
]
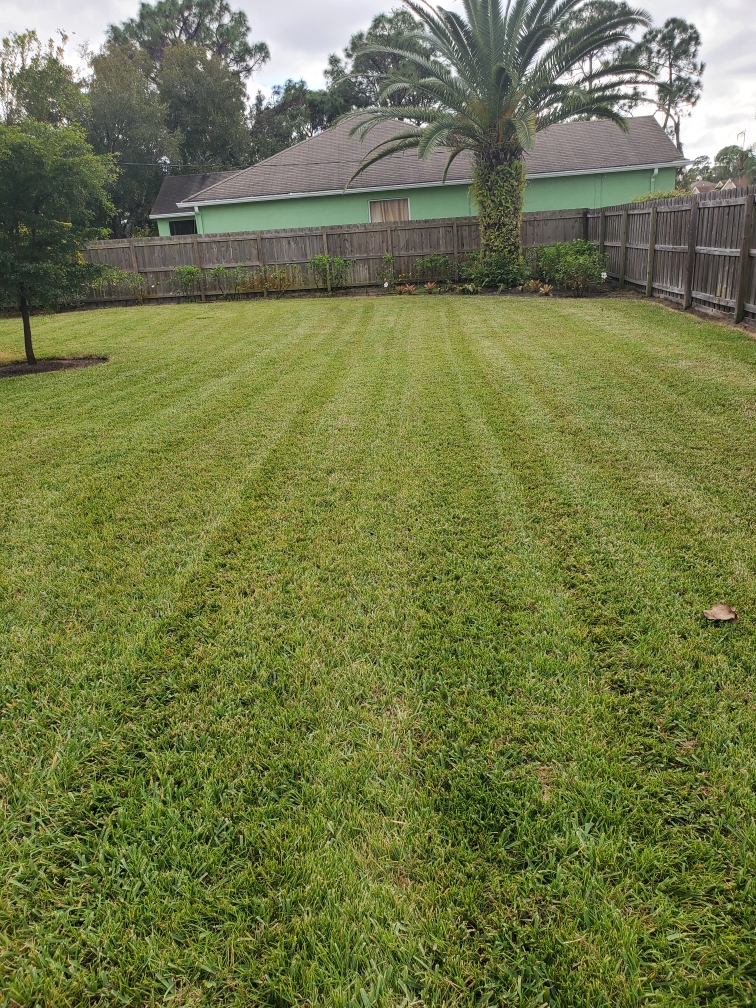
[
  {"xmin": 472, "ymin": 159, "xmax": 527, "ymax": 283},
  {"xmin": 19, "ymin": 294, "xmax": 36, "ymax": 365}
]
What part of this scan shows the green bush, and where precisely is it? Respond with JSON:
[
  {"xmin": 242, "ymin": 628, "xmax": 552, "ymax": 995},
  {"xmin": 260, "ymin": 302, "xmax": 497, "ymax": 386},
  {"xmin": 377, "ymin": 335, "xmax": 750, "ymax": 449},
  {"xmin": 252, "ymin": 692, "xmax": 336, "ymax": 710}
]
[
  {"xmin": 90, "ymin": 267, "xmax": 146, "ymax": 301},
  {"xmin": 380, "ymin": 253, "xmax": 395, "ymax": 288},
  {"xmin": 461, "ymin": 250, "xmax": 527, "ymax": 289},
  {"xmin": 631, "ymin": 188, "xmax": 690, "ymax": 203},
  {"xmin": 169, "ymin": 265, "xmax": 202, "ymax": 297},
  {"xmin": 413, "ymin": 253, "xmax": 453, "ymax": 283},
  {"xmin": 533, "ymin": 240, "xmax": 608, "ymax": 295},
  {"xmin": 208, "ymin": 265, "xmax": 247, "ymax": 298},
  {"xmin": 259, "ymin": 265, "xmax": 296, "ymax": 297},
  {"xmin": 307, "ymin": 254, "xmax": 351, "ymax": 293}
]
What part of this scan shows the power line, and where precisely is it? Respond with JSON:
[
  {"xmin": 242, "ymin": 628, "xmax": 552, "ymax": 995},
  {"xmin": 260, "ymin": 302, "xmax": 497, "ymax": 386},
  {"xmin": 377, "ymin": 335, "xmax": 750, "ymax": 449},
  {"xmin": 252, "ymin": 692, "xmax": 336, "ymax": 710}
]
[{"xmin": 116, "ymin": 151, "xmax": 453, "ymax": 170}]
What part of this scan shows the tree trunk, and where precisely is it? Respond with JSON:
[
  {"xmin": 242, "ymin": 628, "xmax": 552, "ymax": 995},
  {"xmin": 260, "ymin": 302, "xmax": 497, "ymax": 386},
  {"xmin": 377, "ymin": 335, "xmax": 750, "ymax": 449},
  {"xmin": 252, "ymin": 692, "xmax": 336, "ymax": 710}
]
[
  {"xmin": 19, "ymin": 294, "xmax": 36, "ymax": 365},
  {"xmin": 471, "ymin": 158, "xmax": 526, "ymax": 284}
]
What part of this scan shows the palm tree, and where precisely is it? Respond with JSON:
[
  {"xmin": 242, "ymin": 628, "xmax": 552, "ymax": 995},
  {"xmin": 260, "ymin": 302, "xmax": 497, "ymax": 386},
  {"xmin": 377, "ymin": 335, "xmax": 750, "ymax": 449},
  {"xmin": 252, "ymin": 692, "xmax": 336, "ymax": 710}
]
[{"xmin": 343, "ymin": 0, "xmax": 651, "ymax": 284}]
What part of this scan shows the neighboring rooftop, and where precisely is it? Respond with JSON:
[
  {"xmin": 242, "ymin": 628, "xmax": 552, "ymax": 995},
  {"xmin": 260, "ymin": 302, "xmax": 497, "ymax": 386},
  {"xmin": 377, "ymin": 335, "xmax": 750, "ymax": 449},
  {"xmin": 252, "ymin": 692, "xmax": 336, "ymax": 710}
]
[
  {"xmin": 150, "ymin": 170, "xmax": 242, "ymax": 217},
  {"xmin": 162, "ymin": 116, "xmax": 684, "ymax": 211}
]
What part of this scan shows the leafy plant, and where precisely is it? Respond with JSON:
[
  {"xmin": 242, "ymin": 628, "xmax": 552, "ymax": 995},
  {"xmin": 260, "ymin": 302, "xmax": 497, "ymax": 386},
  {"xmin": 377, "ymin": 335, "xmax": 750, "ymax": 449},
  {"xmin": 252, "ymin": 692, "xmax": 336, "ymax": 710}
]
[
  {"xmin": 631, "ymin": 188, "xmax": 690, "ymax": 202},
  {"xmin": 517, "ymin": 278, "xmax": 551, "ymax": 295},
  {"xmin": 380, "ymin": 253, "xmax": 395, "ymax": 288},
  {"xmin": 169, "ymin": 264, "xmax": 202, "ymax": 298},
  {"xmin": 208, "ymin": 264, "xmax": 247, "ymax": 298},
  {"xmin": 413, "ymin": 253, "xmax": 453, "ymax": 283},
  {"xmin": 423, "ymin": 282, "xmax": 437, "ymax": 293},
  {"xmin": 533, "ymin": 240, "xmax": 609, "ymax": 295},
  {"xmin": 90, "ymin": 267, "xmax": 146, "ymax": 301},
  {"xmin": 461, "ymin": 250, "xmax": 527, "ymax": 290},
  {"xmin": 307, "ymin": 254, "xmax": 351, "ymax": 294},
  {"xmin": 396, "ymin": 283, "xmax": 416, "ymax": 294},
  {"xmin": 252, "ymin": 264, "xmax": 296, "ymax": 297}
]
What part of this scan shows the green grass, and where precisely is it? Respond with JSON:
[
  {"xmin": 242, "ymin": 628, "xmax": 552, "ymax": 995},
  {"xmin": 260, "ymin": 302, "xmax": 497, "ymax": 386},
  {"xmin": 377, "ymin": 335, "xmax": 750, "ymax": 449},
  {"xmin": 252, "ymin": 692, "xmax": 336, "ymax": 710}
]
[{"xmin": 1, "ymin": 296, "xmax": 756, "ymax": 1007}]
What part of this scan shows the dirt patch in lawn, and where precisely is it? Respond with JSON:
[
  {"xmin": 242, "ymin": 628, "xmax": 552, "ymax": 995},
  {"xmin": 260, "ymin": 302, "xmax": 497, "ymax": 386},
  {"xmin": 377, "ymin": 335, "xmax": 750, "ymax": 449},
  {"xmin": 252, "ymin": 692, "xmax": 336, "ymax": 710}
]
[{"xmin": 0, "ymin": 357, "xmax": 107, "ymax": 379}]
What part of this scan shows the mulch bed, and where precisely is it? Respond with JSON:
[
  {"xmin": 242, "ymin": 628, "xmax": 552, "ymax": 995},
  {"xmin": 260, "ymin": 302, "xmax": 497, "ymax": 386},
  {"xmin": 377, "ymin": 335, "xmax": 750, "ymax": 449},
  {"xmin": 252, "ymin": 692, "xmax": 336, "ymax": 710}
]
[{"xmin": 0, "ymin": 357, "xmax": 107, "ymax": 379}]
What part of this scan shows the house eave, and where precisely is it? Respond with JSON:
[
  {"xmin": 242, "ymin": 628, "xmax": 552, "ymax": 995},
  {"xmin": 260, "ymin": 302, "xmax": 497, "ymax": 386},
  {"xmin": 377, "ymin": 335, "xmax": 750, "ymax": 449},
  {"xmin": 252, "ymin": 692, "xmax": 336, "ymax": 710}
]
[
  {"xmin": 148, "ymin": 210, "xmax": 200, "ymax": 220},
  {"xmin": 176, "ymin": 178, "xmax": 473, "ymax": 209},
  {"xmin": 526, "ymin": 159, "xmax": 688, "ymax": 180},
  {"xmin": 169, "ymin": 159, "xmax": 689, "ymax": 212}
]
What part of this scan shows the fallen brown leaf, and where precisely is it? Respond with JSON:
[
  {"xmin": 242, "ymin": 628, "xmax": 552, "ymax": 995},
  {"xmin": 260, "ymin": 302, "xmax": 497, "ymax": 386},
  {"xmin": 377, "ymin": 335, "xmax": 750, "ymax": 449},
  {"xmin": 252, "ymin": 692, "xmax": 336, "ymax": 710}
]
[{"xmin": 703, "ymin": 603, "xmax": 737, "ymax": 622}]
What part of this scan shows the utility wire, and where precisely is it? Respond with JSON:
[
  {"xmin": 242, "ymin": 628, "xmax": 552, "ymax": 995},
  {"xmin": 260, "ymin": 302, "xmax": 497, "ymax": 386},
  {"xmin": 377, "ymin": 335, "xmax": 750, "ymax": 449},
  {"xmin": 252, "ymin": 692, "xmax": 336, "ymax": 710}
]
[{"xmin": 115, "ymin": 152, "xmax": 439, "ymax": 169}]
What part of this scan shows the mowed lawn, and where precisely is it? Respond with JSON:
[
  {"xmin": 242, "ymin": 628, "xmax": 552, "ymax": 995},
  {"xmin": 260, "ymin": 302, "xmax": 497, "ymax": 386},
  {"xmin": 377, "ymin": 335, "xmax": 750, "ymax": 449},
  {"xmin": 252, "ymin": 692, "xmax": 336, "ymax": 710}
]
[{"xmin": 1, "ymin": 295, "xmax": 756, "ymax": 1007}]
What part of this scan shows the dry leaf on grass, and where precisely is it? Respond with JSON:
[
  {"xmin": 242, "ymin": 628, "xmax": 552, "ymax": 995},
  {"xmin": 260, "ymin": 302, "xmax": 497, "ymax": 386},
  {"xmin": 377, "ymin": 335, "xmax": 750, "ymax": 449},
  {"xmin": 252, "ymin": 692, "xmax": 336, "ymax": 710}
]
[{"xmin": 703, "ymin": 603, "xmax": 738, "ymax": 622}]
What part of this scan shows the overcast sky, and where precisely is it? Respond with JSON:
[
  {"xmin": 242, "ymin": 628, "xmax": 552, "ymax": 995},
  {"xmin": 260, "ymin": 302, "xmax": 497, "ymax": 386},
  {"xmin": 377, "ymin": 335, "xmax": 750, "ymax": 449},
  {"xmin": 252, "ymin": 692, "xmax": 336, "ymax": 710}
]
[{"xmin": 3, "ymin": 0, "xmax": 754, "ymax": 160}]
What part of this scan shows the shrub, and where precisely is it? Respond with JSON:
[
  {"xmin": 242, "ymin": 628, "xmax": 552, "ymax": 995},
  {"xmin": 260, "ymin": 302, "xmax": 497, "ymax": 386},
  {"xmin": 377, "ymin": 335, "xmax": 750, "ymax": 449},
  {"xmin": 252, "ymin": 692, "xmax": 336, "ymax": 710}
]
[
  {"xmin": 413, "ymin": 253, "xmax": 453, "ymax": 283},
  {"xmin": 89, "ymin": 267, "xmax": 146, "ymax": 301},
  {"xmin": 307, "ymin": 254, "xmax": 351, "ymax": 293},
  {"xmin": 461, "ymin": 250, "xmax": 527, "ymax": 289},
  {"xmin": 169, "ymin": 265, "xmax": 202, "ymax": 298},
  {"xmin": 631, "ymin": 188, "xmax": 690, "ymax": 203},
  {"xmin": 208, "ymin": 265, "xmax": 247, "ymax": 298},
  {"xmin": 533, "ymin": 240, "xmax": 608, "ymax": 295},
  {"xmin": 380, "ymin": 253, "xmax": 395, "ymax": 288},
  {"xmin": 249, "ymin": 265, "xmax": 297, "ymax": 297}
]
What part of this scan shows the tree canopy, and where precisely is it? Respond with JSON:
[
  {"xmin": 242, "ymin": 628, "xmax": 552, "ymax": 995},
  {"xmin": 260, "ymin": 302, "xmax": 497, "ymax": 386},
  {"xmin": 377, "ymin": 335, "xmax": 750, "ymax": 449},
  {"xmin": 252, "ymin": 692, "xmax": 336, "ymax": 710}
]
[
  {"xmin": 159, "ymin": 43, "xmax": 251, "ymax": 167},
  {"xmin": 106, "ymin": 0, "xmax": 269, "ymax": 77},
  {"xmin": 324, "ymin": 9, "xmax": 437, "ymax": 112},
  {"xmin": 87, "ymin": 45, "xmax": 181, "ymax": 237},
  {"xmin": 0, "ymin": 121, "xmax": 114, "ymax": 362},
  {"xmin": 629, "ymin": 17, "xmax": 704, "ymax": 150}
]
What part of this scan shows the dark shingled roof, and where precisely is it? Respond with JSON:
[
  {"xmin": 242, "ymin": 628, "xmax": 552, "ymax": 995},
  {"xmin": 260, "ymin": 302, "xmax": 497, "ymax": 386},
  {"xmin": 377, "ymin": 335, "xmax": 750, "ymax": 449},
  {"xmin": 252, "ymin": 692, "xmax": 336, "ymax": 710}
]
[
  {"xmin": 150, "ymin": 170, "xmax": 242, "ymax": 217},
  {"xmin": 151, "ymin": 116, "xmax": 685, "ymax": 215}
]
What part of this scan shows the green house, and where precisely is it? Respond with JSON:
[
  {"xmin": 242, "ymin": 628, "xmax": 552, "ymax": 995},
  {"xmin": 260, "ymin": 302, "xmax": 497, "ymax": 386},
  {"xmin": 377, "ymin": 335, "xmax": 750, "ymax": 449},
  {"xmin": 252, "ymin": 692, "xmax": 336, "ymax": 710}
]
[{"xmin": 150, "ymin": 116, "xmax": 685, "ymax": 237}]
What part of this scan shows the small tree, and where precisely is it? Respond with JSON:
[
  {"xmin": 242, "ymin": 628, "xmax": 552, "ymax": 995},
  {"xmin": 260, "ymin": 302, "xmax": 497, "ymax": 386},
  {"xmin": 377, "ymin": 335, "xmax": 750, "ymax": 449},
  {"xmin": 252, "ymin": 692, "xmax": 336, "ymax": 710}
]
[{"xmin": 0, "ymin": 121, "xmax": 114, "ymax": 364}]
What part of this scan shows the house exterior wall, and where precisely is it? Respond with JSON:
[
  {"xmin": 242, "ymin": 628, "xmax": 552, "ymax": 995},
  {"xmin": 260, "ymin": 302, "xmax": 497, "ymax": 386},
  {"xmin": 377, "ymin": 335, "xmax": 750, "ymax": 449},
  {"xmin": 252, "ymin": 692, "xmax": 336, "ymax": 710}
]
[
  {"xmin": 155, "ymin": 166, "xmax": 676, "ymax": 235},
  {"xmin": 524, "ymin": 166, "xmax": 676, "ymax": 212}
]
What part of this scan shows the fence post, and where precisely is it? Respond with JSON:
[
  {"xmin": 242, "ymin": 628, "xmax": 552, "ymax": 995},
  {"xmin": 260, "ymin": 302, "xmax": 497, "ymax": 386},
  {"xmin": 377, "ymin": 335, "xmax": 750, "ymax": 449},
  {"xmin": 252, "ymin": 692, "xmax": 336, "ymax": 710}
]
[
  {"xmin": 127, "ymin": 238, "xmax": 144, "ymax": 305},
  {"xmin": 321, "ymin": 228, "xmax": 331, "ymax": 294},
  {"xmin": 618, "ymin": 208, "xmax": 629, "ymax": 288},
  {"xmin": 127, "ymin": 238, "xmax": 139, "ymax": 275},
  {"xmin": 734, "ymin": 194, "xmax": 755, "ymax": 323},
  {"xmin": 582, "ymin": 210, "xmax": 589, "ymax": 241},
  {"xmin": 645, "ymin": 206, "xmax": 657, "ymax": 298},
  {"xmin": 683, "ymin": 196, "xmax": 700, "ymax": 309},
  {"xmin": 599, "ymin": 209, "xmax": 606, "ymax": 257},
  {"xmin": 452, "ymin": 220, "xmax": 459, "ymax": 281},
  {"xmin": 192, "ymin": 236, "xmax": 206, "ymax": 303}
]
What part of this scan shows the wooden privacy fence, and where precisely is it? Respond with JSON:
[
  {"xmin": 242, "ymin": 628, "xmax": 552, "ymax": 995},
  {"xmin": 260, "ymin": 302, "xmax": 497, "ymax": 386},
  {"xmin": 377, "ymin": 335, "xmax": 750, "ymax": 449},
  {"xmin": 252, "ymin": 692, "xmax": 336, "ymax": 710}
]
[
  {"xmin": 84, "ymin": 188, "xmax": 756, "ymax": 324},
  {"xmin": 587, "ymin": 185, "xmax": 756, "ymax": 324},
  {"xmin": 83, "ymin": 209, "xmax": 588, "ymax": 304}
]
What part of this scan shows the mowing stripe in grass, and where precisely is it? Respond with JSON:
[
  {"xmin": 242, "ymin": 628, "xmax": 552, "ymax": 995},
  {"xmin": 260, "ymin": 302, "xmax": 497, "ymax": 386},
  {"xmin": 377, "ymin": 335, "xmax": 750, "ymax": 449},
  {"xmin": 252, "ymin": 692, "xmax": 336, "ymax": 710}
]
[{"xmin": 1, "ymin": 298, "xmax": 755, "ymax": 1006}]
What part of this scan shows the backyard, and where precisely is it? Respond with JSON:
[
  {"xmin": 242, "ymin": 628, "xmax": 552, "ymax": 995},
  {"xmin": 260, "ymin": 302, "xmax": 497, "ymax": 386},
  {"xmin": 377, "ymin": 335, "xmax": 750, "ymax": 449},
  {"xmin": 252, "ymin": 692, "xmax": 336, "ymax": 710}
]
[{"xmin": 1, "ymin": 296, "xmax": 755, "ymax": 1006}]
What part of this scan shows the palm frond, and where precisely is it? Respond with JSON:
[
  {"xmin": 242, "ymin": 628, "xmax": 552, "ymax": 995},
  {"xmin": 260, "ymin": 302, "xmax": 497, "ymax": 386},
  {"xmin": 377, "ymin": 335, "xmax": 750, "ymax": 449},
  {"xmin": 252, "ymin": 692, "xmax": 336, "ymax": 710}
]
[{"xmin": 342, "ymin": 0, "xmax": 656, "ymax": 186}]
